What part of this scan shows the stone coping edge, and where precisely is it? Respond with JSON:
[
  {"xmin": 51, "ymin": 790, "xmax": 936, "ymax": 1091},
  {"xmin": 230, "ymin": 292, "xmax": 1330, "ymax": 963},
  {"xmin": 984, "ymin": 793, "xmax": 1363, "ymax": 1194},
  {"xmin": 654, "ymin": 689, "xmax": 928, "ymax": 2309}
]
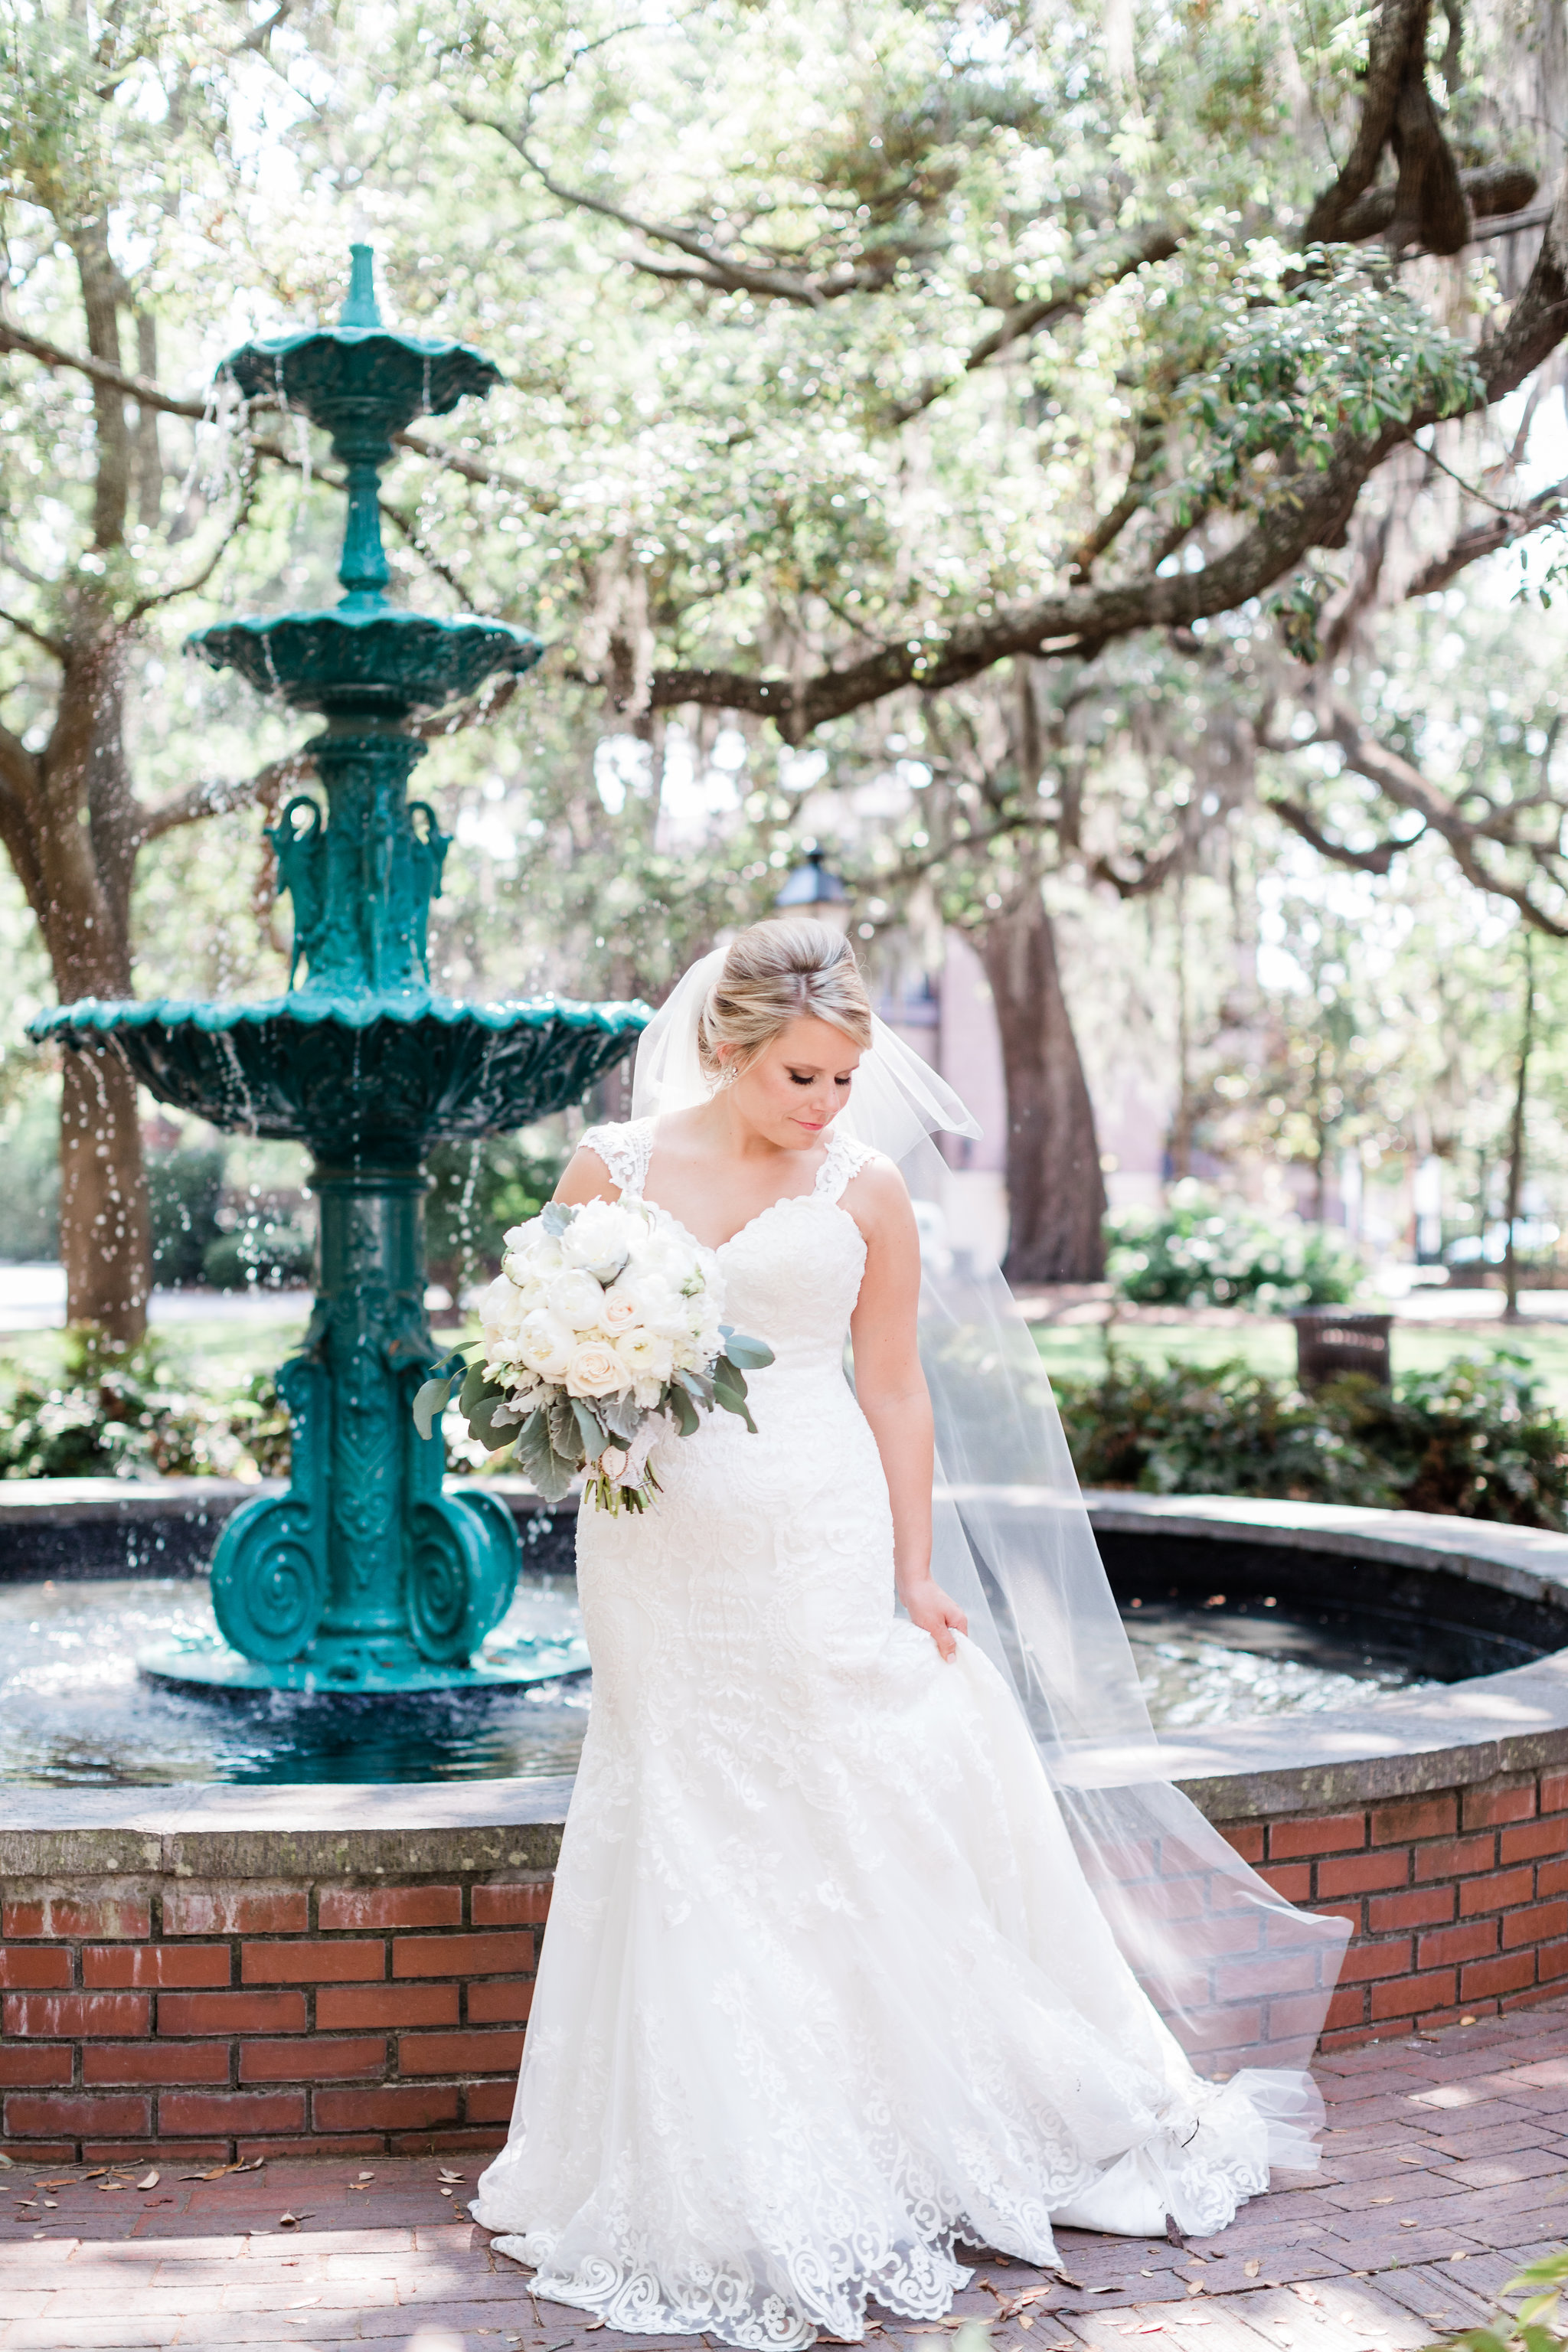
[{"xmin": 5, "ymin": 1489, "xmax": 1568, "ymax": 1864}]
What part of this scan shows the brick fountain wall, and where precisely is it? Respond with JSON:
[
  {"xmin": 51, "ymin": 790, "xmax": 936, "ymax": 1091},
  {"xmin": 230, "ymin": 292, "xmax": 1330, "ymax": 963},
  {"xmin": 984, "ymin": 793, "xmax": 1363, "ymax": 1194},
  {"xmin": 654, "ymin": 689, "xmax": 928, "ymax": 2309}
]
[
  {"xmin": 1217, "ymin": 1768, "xmax": 1568, "ymax": 2048},
  {"xmin": 5, "ymin": 1767, "xmax": 1568, "ymax": 2161},
  {"xmin": 0, "ymin": 1870, "xmax": 548, "ymax": 2164}
]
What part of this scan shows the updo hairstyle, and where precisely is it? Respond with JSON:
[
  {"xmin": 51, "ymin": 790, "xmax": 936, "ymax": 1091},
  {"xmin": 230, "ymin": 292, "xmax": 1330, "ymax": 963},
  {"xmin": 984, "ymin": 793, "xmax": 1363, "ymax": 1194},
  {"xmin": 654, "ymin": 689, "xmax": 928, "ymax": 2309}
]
[{"xmin": 697, "ymin": 920, "xmax": 874, "ymax": 1083}]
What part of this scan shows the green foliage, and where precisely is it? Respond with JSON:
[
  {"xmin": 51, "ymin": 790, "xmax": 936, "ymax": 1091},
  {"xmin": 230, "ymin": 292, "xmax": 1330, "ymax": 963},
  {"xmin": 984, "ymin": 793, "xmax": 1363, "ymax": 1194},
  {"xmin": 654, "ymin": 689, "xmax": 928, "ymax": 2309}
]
[
  {"xmin": 1423, "ymin": 2245, "xmax": 1568, "ymax": 2352},
  {"xmin": 148, "ymin": 1148, "xmax": 226, "ymax": 1289},
  {"xmin": 423, "ymin": 1138, "xmax": 566, "ymax": 1291},
  {"xmin": 201, "ymin": 1222, "xmax": 313, "ymax": 1292},
  {"xmin": 1056, "ymin": 1351, "xmax": 1568, "ymax": 1526},
  {"xmin": 0, "ymin": 1330, "xmax": 286, "ymax": 1481},
  {"xmin": 1106, "ymin": 1185, "xmax": 1361, "ymax": 1310},
  {"xmin": 0, "ymin": 1087, "xmax": 59, "ymax": 1263}
]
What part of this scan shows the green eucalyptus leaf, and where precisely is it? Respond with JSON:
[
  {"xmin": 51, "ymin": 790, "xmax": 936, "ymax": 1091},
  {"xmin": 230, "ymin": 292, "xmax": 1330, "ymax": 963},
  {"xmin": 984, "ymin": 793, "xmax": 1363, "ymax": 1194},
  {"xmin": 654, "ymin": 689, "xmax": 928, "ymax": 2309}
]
[
  {"xmin": 411, "ymin": 1374, "xmax": 457, "ymax": 1442},
  {"xmin": 469, "ymin": 1390, "xmax": 521, "ymax": 1452},
  {"xmin": 669, "ymin": 1383, "xmax": 701, "ymax": 1438},
  {"xmin": 720, "ymin": 1331, "xmax": 774, "ymax": 1370}
]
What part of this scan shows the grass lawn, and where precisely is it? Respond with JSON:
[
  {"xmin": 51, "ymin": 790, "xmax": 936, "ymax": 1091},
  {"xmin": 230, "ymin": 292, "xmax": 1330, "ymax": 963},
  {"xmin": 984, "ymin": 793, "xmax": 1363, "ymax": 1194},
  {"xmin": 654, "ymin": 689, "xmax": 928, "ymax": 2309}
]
[
  {"xmin": 1033, "ymin": 1312, "xmax": 1568, "ymax": 1413},
  {"xmin": 0, "ymin": 1308, "xmax": 309, "ymax": 1399}
]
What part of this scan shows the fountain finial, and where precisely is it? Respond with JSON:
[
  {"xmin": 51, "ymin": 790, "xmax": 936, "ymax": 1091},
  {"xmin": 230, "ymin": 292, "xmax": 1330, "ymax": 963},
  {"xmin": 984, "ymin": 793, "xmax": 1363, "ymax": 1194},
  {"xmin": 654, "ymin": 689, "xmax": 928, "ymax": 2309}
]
[{"xmin": 339, "ymin": 243, "xmax": 383, "ymax": 332}]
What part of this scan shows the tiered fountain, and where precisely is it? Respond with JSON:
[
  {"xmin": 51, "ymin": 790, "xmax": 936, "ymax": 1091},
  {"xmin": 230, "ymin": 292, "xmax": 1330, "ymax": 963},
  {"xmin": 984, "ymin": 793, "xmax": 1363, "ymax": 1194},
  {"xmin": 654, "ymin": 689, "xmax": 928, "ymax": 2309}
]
[{"xmin": 31, "ymin": 248, "xmax": 646, "ymax": 1696}]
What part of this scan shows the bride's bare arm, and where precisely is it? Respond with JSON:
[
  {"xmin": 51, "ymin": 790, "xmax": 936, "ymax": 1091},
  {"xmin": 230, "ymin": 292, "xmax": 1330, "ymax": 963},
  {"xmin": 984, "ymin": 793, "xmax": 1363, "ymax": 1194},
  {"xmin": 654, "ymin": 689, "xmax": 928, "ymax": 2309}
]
[
  {"xmin": 555, "ymin": 1148, "xmax": 620, "ymax": 1205},
  {"xmin": 847, "ymin": 1165, "xmax": 969, "ymax": 1661}
]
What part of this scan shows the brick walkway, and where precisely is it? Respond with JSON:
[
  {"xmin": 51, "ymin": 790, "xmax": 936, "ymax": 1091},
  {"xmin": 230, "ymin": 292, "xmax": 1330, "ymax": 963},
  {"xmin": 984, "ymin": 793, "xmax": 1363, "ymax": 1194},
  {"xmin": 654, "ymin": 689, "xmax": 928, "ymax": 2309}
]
[{"xmin": 2, "ymin": 2000, "xmax": 1566, "ymax": 2352}]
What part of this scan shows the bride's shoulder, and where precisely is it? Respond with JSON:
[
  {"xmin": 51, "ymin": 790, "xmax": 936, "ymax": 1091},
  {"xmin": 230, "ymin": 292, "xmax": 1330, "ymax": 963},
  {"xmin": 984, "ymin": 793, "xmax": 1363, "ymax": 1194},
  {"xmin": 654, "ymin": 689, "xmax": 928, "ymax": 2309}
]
[
  {"xmin": 826, "ymin": 1134, "xmax": 909, "ymax": 1221},
  {"xmin": 566, "ymin": 1118, "xmax": 653, "ymax": 1201}
]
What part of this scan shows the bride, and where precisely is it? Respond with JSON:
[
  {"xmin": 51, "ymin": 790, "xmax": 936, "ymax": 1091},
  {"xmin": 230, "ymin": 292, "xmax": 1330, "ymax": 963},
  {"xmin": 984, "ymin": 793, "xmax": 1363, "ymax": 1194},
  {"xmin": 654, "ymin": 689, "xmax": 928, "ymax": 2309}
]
[{"xmin": 473, "ymin": 920, "xmax": 1347, "ymax": 2349}]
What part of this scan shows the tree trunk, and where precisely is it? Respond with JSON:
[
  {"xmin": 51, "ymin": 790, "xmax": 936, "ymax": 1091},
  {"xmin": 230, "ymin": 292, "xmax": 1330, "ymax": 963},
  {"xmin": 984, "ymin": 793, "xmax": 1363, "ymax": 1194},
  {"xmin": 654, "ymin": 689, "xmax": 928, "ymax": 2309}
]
[
  {"xmin": 979, "ymin": 896, "xmax": 1107, "ymax": 1284},
  {"xmin": 35, "ymin": 629, "xmax": 152, "ymax": 1343},
  {"xmin": 58, "ymin": 1047, "xmax": 151, "ymax": 1341},
  {"xmin": 1502, "ymin": 931, "xmax": 1534, "ymax": 1324}
]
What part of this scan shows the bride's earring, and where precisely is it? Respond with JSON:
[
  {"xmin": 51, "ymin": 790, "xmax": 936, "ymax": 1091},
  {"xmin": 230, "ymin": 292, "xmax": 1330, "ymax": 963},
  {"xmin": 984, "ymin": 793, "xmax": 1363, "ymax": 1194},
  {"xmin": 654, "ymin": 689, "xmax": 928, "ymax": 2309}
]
[{"xmin": 708, "ymin": 1060, "xmax": 737, "ymax": 1094}]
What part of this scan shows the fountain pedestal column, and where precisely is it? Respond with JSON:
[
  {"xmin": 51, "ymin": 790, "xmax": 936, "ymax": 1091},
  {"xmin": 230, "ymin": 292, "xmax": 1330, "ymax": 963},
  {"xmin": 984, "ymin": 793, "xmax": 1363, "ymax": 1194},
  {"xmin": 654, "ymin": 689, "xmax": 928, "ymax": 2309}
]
[{"xmin": 204, "ymin": 1163, "xmax": 518, "ymax": 1693}]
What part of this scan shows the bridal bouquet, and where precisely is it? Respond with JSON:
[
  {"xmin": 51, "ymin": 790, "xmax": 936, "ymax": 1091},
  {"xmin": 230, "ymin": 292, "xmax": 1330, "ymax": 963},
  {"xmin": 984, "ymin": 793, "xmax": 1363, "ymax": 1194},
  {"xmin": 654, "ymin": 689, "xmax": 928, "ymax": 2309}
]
[{"xmin": 413, "ymin": 1197, "xmax": 773, "ymax": 1513}]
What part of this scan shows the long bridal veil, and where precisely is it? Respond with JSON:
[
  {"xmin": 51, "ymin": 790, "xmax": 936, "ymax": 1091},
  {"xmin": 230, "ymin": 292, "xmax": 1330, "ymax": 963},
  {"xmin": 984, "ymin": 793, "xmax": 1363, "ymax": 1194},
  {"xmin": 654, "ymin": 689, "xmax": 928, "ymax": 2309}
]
[{"xmin": 634, "ymin": 946, "xmax": 1349, "ymax": 2096}]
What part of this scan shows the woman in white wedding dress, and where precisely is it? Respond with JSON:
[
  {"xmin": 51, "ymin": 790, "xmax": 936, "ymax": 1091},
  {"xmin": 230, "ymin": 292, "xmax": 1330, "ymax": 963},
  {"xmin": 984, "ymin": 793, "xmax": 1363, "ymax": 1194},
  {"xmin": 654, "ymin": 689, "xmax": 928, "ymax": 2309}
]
[{"xmin": 474, "ymin": 921, "xmax": 1344, "ymax": 2349}]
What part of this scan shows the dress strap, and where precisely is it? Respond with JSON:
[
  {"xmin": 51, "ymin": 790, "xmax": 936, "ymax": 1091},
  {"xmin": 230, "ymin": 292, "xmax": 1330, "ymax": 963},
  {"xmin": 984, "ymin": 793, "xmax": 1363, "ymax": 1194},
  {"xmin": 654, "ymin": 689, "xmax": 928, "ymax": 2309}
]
[
  {"xmin": 815, "ymin": 1128, "xmax": 878, "ymax": 1205},
  {"xmin": 580, "ymin": 1118, "xmax": 655, "ymax": 1198}
]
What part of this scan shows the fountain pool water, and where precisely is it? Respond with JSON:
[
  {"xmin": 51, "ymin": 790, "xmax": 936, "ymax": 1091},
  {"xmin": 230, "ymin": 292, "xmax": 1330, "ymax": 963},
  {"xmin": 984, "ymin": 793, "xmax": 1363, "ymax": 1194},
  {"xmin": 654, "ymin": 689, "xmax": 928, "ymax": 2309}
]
[{"xmin": 2, "ymin": 1498, "xmax": 1553, "ymax": 1786}]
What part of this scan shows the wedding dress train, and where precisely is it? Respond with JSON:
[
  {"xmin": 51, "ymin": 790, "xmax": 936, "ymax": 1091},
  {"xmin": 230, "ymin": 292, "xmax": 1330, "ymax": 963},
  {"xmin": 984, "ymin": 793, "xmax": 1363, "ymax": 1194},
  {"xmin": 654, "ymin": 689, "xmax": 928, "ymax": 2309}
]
[{"xmin": 473, "ymin": 1118, "xmax": 1320, "ymax": 2348}]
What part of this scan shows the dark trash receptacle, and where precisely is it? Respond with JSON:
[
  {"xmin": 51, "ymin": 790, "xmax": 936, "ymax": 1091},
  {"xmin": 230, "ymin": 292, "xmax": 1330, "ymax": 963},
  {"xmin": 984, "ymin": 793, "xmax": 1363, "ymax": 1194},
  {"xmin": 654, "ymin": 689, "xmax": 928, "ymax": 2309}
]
[{"xmin": 1291, "ymin": 1310, "xmax": 1393, "ymax": 1392}]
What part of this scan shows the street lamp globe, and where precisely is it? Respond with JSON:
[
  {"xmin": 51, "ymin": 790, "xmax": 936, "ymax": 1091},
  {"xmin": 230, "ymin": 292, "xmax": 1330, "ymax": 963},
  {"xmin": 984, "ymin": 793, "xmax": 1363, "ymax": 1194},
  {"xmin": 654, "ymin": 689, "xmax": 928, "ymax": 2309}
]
[{"xmin": 773, "ymin": 846, "xmax": 851, "ymax": 934}]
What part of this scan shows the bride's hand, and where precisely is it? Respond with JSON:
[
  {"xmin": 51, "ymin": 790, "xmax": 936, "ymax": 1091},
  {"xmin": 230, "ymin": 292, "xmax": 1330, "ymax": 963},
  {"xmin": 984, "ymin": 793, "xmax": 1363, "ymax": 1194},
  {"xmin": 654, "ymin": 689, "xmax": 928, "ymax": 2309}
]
[{"xmin": 900, "ymin": 1576, "xmax": 968, "ymax": 1661}]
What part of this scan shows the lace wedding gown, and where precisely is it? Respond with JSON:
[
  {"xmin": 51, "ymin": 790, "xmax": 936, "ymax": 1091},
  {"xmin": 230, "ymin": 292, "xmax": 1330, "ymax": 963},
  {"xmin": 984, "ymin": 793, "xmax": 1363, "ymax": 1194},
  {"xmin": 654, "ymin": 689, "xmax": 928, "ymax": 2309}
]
[{"xmin": 474, "ymin": 1118, "xmax": 1312, "ymax": 2347}]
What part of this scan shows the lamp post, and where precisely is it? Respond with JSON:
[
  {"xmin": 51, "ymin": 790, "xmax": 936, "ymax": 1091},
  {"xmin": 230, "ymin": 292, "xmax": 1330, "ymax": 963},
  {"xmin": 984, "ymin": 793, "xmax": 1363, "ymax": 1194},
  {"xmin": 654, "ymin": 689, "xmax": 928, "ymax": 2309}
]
[{"xmin": 774, "ymin": 846, "xmax": 851, "ymax": 934}]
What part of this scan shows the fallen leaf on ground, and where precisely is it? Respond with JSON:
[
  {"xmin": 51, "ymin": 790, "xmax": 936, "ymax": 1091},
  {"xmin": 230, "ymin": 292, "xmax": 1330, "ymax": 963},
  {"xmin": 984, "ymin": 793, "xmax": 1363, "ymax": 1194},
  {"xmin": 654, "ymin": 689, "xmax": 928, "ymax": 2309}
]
[
  {"xmin": 1399, "ymin": 2219, "xmax": 1419, "ymax": 2230},
  {"xmin": 1244, "ymin": 2261, "xmax": 1260, "ymax": 2279},
  {"xmin": 1185, "ymin": 2282, "xmax": 1205, "ymax": 2298},
  {"xmin": 276, "ymin": 2211, "xmax": 313, "ymax": 2228},
  {"xmin": 1450, "ymin": 2252, "xmax": 1468, "ymax": 2262},
  {"xmin": 438, "ymin": 2167, "xmax": 465, "ymax": 2182},
  {"xmin": 1290, "ymin": 2287, "xmax": 1323, "ymax": 2307},
  {"xmin": 135, "ymin": 2171, "xmax": 158, "ymax": 2190},
  {"xmin": 358, "ymin": 2171, "xmax": 374, "ymax": 2180},
  {"xmin": 288, "ymin": 2299, "xmax": 320, "ymax": 2309},
  {"xmin": 440, "ymin": 2187, "xmax": 453, "ymax": 2198},
  {"xmin": 1370, "ymin": 2197, "xmax": 1394, "ymax": 2207},
  {"xmin": 1460, "ymin": 2015, "xmax": 1477, "ymax": 2026},
  {"xmin": 1395, "ymin": 2153, "xmax": 1426, "ymax": 2165}
]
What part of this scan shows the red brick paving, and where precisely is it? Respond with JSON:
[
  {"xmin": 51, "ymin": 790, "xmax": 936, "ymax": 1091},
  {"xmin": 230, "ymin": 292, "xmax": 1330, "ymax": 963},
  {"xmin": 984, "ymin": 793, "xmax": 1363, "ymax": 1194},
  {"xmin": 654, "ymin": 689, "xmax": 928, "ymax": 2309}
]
[{"xmin": 2, "ymin": 1998, "xmax": 1566, "ymax": 2351}]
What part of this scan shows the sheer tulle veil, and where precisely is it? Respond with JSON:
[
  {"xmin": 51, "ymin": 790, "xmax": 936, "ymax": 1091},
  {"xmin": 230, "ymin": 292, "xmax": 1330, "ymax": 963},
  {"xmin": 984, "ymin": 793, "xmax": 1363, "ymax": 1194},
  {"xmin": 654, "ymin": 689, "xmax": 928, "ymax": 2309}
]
[{"xmin": 632, "ymin": 945, "xmax": 1348, "ymax": 2092}]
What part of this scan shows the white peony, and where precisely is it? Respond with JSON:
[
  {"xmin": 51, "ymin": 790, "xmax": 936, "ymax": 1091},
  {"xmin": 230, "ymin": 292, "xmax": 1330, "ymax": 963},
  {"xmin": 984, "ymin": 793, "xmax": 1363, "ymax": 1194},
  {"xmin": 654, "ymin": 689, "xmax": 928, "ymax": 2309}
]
[
  {"xmin": 515, "ymin": 1311, "xmax": 577, "ymax": 1383},
  {"xmin": 566, "ymin": 1340, "xmax": 628, "ymax": 1398},
  {"xmin": 559, "ymin": 1200, "xmax": 633, "ymax": 1282},
  {"xmin": 547, "ymin": 1268, "xmax": 612, "ymax": 1331},
  {"xmin": 616, "ymin": 1328, "xmax": 675, "ymax": 1389}
]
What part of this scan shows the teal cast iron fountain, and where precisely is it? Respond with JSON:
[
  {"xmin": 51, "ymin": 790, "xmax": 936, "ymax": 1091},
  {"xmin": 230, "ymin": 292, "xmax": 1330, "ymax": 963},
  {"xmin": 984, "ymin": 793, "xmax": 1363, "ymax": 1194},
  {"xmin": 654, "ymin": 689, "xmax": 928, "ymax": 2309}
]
[{"xmin": 31, "ymin": 247, "xmax": 645, "ymax": 1695}]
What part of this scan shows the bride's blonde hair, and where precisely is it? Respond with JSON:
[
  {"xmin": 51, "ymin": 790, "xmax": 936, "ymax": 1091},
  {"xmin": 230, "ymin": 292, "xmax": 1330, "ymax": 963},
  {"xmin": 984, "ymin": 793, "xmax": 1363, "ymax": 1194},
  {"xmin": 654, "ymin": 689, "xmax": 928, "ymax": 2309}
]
[{"xmin": 697, "ymin": 920, "xmax": 874, "ymax": 1081}]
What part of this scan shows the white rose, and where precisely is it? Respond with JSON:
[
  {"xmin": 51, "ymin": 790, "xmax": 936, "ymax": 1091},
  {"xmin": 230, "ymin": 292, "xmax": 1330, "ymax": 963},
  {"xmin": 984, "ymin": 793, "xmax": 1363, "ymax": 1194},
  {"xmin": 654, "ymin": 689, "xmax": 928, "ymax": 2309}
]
[
  {"xmin": 632, "ymin": 1377, "xmax": 665, "ymax": 1410},
  {"xmin": 616, "ymin": 1328, "xmax": 674, "ymax": 1388},
  {"xmin": 515, "ymin": 1311, "xmax": 577, "ymax": 1383},
  {"xmin": 559, "ymin": 1200, "xmax": 632, "ymax": 1282},
  {"xmin": 547, "ymin": 1269, "xmax": 612, "ymax": 1331},
  {"xmin": 598, "ymin": 1279, "xmax": 642, "ymax": 1334},
  {"xmin": 567, "ymin": 1340, "xmax": 628, "ymax": 1398}
]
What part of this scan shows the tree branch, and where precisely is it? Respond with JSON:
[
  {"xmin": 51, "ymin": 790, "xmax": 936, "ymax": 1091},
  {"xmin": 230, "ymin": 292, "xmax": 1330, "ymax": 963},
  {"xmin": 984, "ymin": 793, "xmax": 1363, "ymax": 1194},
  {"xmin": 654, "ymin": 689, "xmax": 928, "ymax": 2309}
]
[
  {"xmin": 458, "ymin": 112, "xmax": 915, "ymax": 305},
  {"xmin": 0, "ymin": 317, "xmax": 209, "ymax": 420},
  {"xmin": 0, "ymin": 603, "xmax": 66, "ymax": 659},
  {"xmin": 642, "ymin": 158, "xmax": 1568, "ymax": 737},
  {"xmin": 1266, "ymin": 792, "xmax": 1403, "ymax": 873},
  {"xmin": 1404, "ymin": 478, "xmax": 1568, "ymax": 596},
  {"xmin": 134, "ymin": 750, "xmax": 313, "ymax": 847},
  {"xmin": 885, "ymin": 226, "xmax": 1181, "ymax": 426}
]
